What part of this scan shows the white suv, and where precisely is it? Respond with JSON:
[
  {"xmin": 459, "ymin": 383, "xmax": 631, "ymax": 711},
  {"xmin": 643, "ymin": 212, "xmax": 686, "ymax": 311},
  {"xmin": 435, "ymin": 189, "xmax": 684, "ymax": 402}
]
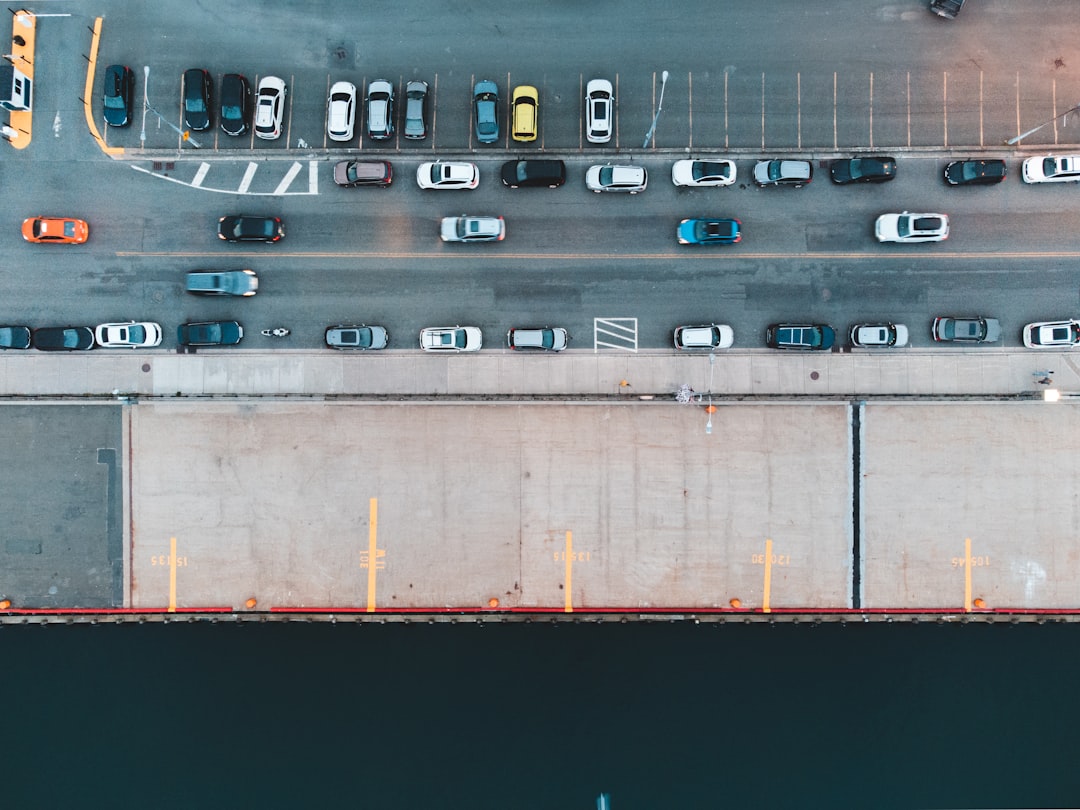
[
  {"xmin": 254, "ymin": 76, "xmax": 286, "ymax": 140},
  {"xmin": 366, "ymin": 79, "xmax": 394, "ymax": 140}
]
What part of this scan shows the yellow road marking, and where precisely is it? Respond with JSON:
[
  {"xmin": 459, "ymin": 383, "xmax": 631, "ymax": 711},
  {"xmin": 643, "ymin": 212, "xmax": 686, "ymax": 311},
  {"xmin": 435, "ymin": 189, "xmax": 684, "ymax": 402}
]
[
  {"xmin": 964, "ymin": 536, "xmax": 972, "ymax": 612},
  {"xmin": 564, "ymin": 531, "xmax": 573, "ymax": 613},
  {"xmin": 367, "ymin": 498, "xmax": 378, "ymax": 612},
  {"xmin": 82, "ymin": 17, "xmax": 124, "ymax": 156},
  {"xmin": 114, "ymin": 249, "xmax": 1080, "ymax": 261},
  {"xmin": 762, "ymin": 538, "xmax": 773, "ymax": 613},
  {"xmin": 168, "ymin": 536, "xmax": 177, "ymax": 613}
]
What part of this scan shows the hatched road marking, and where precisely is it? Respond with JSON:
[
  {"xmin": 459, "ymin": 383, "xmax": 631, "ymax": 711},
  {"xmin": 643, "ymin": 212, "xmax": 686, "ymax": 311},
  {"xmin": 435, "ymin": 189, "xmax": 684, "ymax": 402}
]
[
  {"xmin": 594, "ymin": 317, "xmax": 638, "ymax": 352},
  {"xmin": 130, "ymin": 160, "xmax": 320, "ymax": 195}
]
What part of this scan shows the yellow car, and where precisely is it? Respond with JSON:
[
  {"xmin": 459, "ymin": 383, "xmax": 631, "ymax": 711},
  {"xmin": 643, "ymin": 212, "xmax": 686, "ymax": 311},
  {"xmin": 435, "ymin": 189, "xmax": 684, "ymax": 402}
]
[
  {"xmin": 21, "ymin": 217, "xmax": 89, "ymax": 244},
  {"xmin": 511, "ymin": 85, "xmax": 538, "ymax": 142}
]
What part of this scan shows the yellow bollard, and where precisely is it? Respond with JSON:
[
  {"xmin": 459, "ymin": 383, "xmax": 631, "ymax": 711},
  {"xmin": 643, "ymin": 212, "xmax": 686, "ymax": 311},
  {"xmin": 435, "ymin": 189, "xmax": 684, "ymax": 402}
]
[
  {"xmin": 488, "ymin": 597, "xmax": 499, "ymax": 608},
  {"xmin": 244, "ymin": 598, "xmax": 257, "ymax": 609},
  {"xmin": 0, "ymin": 599, "xmax": 11, "ymax": 610},
  {"xmin": 729, "ymin": 598, "xmax": 742, "ymax": 609}
]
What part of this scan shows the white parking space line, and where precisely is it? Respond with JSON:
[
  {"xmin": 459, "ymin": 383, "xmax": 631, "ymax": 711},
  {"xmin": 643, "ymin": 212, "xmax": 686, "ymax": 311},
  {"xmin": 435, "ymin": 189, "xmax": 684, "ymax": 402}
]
[
  {"xmin": 1052, "ymin": 78, "xmax": 1059, "ymax": 144},
  {"xmin": 273, "ymin": 161, "xmax": 303, "ymax": 195},
  {"xmin": 308, "ymin": 160, "xmax": 318, "ymax": 193},
  {"xmin": 869, "ymin": 72, "xmax": 874, "ymax": 149},
  {"xmin": 979, "ymin": 71, "xmax": 984, "ymax": 146},
  {"xmin": 832, "ymin": 72, "xmax": 838, "ymax": 150},
  {"xmin": 943, "ymin": 71, "xmax": 949, "ymax": 148},
  {"xmin": 723, "ymin": 70, "xmax": 729, "ymax": 150},
  {"xmin": 797, "ymin": 72, "xmax": 801, "ymax": 149},
  {"xmin": 593, "ymin": 318, "xmax": 638, "ymax": 353},
  {"xmin": 907, "ymin": 71, "xmax": 912, "ymax": 148},
  {"xmin": 688, "ymin": 71, "xmax": 694, "ymax": 150},
  {"xmin": 237, "ymin": 162, "xmax": 258, "ymax": 194},
  {"xmin": 190, "ymin": 162, "xmax": 211, "ymax": 188},
  {"xmin": 760, "ymin": 72, "xmax": 766, "ymax": 149}
]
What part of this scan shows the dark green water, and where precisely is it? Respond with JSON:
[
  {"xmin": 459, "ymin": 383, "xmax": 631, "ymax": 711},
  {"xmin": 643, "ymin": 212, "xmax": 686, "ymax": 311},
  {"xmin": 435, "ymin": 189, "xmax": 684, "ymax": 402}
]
[{"xmin": 4, "ymin": 621, "xmax": 1077, "ymax": 808}]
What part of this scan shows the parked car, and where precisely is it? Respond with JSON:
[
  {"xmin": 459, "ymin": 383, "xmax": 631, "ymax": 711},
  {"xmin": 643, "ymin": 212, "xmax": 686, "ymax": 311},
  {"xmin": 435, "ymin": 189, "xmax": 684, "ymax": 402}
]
[
  {"xmin": 849, "ymin": 323, "xmax": 909, "ymax": 348},
  {"xmin": 326, "ymin": 80, "xmax": 356, "ymax": 142},
  {"xmin": 416, "ymin": 161, "xmax": 479, "ymax": 190},
  {"xmin": 1022, "ymin": 154, "xmax": 1080, "ymax": 183},
  {"xmin": 586, "ymin": 164, "xmax": 647, "ymax": 193},
  {"xmin": 585, "ymin": 79, "xmax": 613, "ymax": 144},
  {"xmin": 944, "ymin": 159, "xmax": 1007, "ymax": 186},
  {"xmin": 219, "ymin": 73, "xmax": 250, "ymax": 136},
  {"xmin": 217, "ymin": 215, "xmax": 284, "ymax": 242},
  {"xmin": 404, "ymin": 80, "xmax": 429, "ymax": 139},
  {"xmin": 507, "ymin": 327, "xmax": 568, "ymax": 351},
  {"xmin": 766, "ymin": 323, "xmax": 836, "ymax": 350},
  {"xmin": 875, "ymin": 212, "xmax": 949, "ymax": 243},
  {"xmin": 671, "ymin": 159, "xmax": 736, "ymax": 187},
  {"xmin": 185, "ymin": 269, "xmax": 258, "ymax": 297},
  {"xmin": 366, "ymin": 79, "xmax": 394, "ymax": 139},
  {"xmin": 177, "ymin": 321, "xmax": 243, "ymax": 346},
  {"xmin": 677, "ymin": 218, "xmax": 741, "ymax": 245},
  {"xmin": 1023, "ymin": 320, "xmax": 1080, "ymax": 349},
  {"xmin": 674, "ymin": 324, "xmax": 734, "ymax": 350},
  {"xmin": 325, "ymin": 325, "xmax": 389, "ymax": 350},
  {"xmin": 753, "ymin": 159, "xmax": 812, "ymax": 187},
  {"xmin": 473, "ymin": 80, "xmax": 499, "ymax": 144},
  {"xmin": 440, "ymin": 216, "xmax": 505, "ymax": 243},
  {"xmin": 254, "ymin": 75, "xmax": 286, "ymax": 140},
  {"xmin": 511, "ymin": 85, "xmax": 539, "ymax": 142},
  {"xmin": 32, "ymin": 326, "xmax": 95, "ymax": 351},
  {"xmin": 333, "ymin": 160, "xmax": 393, "ymax": 188},
  {"xmin": 930, "ymin": 0, "xmax": 965, "ymax": 18},
  {"xmin": 500, "ymin": 159, "xmax": 566, "ymax": 188},
  {"xmin": 420, "ymin": 325, "xmax": 482, "ymax": 352},
  {"xmin": 0, "ymin": 326, "xmax": 32, "ymax": 350},
  {"xmin": 102, "ymin": 64, "xmax": 134, "ymax": 128},
  {"xmin": 182, "ymin": 68, "xmax": 213, "ymax": 131},
  {"xmin": 95, "ymin": 321, "xmax": 163, "ymax": 348},
  {"xmin": 21, "ymin": 217, "xmax": 89, "ymax": 244},
  {"xmin": 829, "ymin": 156, "xmax": 897, "ymax": 184},
  {"xmin": 931, "ymin": 316, "xmax": 1001, "ymax": 343}
]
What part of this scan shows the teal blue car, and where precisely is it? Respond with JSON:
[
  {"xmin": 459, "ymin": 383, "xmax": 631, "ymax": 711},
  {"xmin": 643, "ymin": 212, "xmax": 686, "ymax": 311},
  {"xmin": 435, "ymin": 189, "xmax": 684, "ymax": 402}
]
[{"xmin": 473, "ymin": 80, "xmax": 499, "ymax": 144}]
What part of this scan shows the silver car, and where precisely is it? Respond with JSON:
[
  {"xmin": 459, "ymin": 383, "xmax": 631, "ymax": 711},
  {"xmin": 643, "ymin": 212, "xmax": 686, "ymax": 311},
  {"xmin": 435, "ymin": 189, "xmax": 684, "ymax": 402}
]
[
  {"xmin": 404, "ymin": 80, "xmax": 428, "ymax": 139},
  {"xmin": 366, "ymin": 79, "xmax": 394, "ymax": 139},
  {"xmin": 507, "ymin": 327, "xmax": 568, "ymax": 351},
  {"xmin": 585, "ymin": 164, "xmax": 647, "ymax": 193},
  {"xmin": 440, "ymin": 215, "xmax": 505, "ymax": 243},
  {"xmin": 324, "ymin": 325, "xmax": 389, "ymax": 350},
  {"xmin": 420, "ymin": 326, "xmax": 482, "ymax": 352}
]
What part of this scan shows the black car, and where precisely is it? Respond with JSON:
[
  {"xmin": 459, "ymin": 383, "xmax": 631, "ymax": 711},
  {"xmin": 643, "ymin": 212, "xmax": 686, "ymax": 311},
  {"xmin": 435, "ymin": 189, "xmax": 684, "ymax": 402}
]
[
  {"xmin": 102, "ymin": 64, "xmax": 134, "ymax": 128},
  {"xmin": 0, "ymin": 325, "xmax": 31, "ymax": 350},
  {"xmin": 182, "ymin": 68, "xmax": 213, "ymax": 131},
  {"xmin": 219, "ymin": 73, "xmax": 250, "ymax": 136},
  {"xmin": 500, "ymin": 159, "xmax": 567, "ymax": 188},
  {"xmin": 32, "ymin": 326, "xmax": 95, "ymax": 351},
  {"xmin": 177, "ymin": 321, "xmax": 244, "ymax": 346},
  {"xmin": 217, "ymin": 215, "xmax": 284, "ymax": 243},
  {"xmin": 829, "ymin": 156, "xmax": 897, "ymax": 184},
  {"xmin": 944, "ymin": 159, "xmax": 1007, "ymax": 186}
]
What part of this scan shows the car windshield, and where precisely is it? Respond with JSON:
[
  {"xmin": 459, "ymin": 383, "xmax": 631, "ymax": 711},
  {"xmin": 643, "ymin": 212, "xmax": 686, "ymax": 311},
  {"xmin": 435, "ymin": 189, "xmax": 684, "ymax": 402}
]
[
  {"xmin": 768, "ymin": 162, "xmax": 785, "ymax": 181},
  {"xmin": 62, "ymin": 330, "xmax": 82, "ymax": 348},
  {"xmin": 127, "ymin": 326, "xmax": 146, "ymax": 343},
  {"xmin": 598, "ymin": 167, "xmax": 615, "ymax": 185},
  {"xmin": 1044, "ymin": 158, "xmax": 1059, "ymax": 175},
  {"xmin": 104, "ymin": 84, "xmax": 125, "ymax": 108},
  {"xmin": 695, "ymin": 162, "xmax": 730, "ymax": 181}
]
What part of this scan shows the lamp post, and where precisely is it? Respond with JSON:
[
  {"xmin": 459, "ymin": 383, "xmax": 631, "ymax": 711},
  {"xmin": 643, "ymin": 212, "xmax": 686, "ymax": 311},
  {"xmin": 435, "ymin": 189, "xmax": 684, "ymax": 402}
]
[
  {"xmin": 642, "ymin": 70, "xmax": 669, "ymax": 148},
  {"xmin": 1006, "ymin": 103, "xmax": 1080, "ymax": 145},
  {"xmin": 143, "ymin": 65, "xmax": 201, "ymax": 149}
]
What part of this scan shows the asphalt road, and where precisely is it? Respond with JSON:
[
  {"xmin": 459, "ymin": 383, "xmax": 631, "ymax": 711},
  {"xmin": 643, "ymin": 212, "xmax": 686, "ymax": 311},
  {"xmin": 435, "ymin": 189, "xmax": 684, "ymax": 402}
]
[{"xmin": 6, "ymin": 0, "xmax": 1080, "ymax": 351}]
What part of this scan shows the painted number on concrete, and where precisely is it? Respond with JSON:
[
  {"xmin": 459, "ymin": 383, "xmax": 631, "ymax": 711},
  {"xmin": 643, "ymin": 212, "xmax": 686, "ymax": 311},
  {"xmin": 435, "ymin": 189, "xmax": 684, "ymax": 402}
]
[
  {"xmin": 752, "ymin": 553, "xmax": 790, "ymax": 565},
  {"xmin": 554, "ymin": 551, "xmax": 591, "ymax": 562},
  {"xmin": 952, "ymin": 556, "xmax": 990, "ymax": 567},
  {"xmin": 151, "ymin": 555, "xmax": 188, "ymax": 566}
]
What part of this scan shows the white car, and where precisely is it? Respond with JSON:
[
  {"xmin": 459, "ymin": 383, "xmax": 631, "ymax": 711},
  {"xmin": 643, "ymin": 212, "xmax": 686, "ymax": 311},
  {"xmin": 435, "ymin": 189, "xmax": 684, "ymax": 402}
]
[
  {"xmin": 1023, "ymin": 320, "xmax": 1080, "ymax": 348},
  {"xmin": 585, "ymin": 164, "xmax": 647, "ymax": 193},
  {"xmin": 326, "ymin": 80, "xmax": 356, "ymax": 142},
  {"xmin": 671, "ymin": 159, "xmax": 736, "ymax": 187},
  {"xmin": 440, "ymin": 216, "xmax": 505, "ymax": 243},
  {"xmin": 94, "ymin": 321, "xmax": 162, "ymax": 348},
  {"xmin": 875, "ymin": 212, "xmax": 949, "ymax": 243},
  {"xmin": 673, "ymin": 324, "xmax": 734, "ymax": 350},
  {"xmin": 254, "ymin": 75, "xmax": 286, "ymax": 140},
  {"xmin": 419, "ymin": 325, "xmax": 482, "ymax": 352},
  {"xmin": 416, "ymin": 161, "xmax": 480, "ymax": 190},
  {"xmin": 1022, "ymin": 154, "xmax": 1080, "ymax": 183},
  {"xmin": 585, "ymin": 78, "xmax": 613, "ymax": 144},
  {"xmin": 849, "ymin": 323, "xmax": 909, "ymax": 348}
]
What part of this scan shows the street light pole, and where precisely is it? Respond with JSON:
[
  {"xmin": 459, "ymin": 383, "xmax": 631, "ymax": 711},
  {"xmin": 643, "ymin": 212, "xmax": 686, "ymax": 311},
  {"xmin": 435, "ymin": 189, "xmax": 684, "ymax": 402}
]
[
  {"xmin": 642, "ymin": 70, "xmax": 669, "ymax": 148},
  {"xmin": 140, "ymin": 66, "xmax": 149, "ymax": 146},
  {"xmin": 1006, "ymin": 103, "xmax": 1080, "ymax": 145}
]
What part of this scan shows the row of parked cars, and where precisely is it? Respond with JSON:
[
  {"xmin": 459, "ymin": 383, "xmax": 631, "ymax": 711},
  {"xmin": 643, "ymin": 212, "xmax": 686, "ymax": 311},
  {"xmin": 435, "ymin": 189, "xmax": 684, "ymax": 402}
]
[{"xmin": 104, "ymin": 65, "xmax": 616, "ymax": 145}]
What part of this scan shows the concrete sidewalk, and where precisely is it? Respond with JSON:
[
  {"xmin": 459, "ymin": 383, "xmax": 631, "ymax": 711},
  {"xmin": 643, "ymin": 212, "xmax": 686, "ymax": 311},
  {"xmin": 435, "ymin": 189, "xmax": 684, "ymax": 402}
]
[{"xmin": 0, "ymin": 348, "xmax": 1074, "ymax": 399}]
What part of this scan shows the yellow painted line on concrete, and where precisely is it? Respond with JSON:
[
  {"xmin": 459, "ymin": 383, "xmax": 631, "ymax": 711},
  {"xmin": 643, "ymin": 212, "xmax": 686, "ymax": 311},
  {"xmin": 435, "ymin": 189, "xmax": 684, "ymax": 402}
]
[
  {"xmin": 114, "ymin": 249, "xmax": 1080, "ymax": 262},
  {"xmin": 6, "ymin": 9, "xmax": 35, "ymax": 149},
  {"xmin": 82, "ymin": 17, "xmax": 124, "ymax": 157},
  {"xmin": 564, "ymin": 531, "xmax": 574, "ymax": 613},
  {"xmin": 168, "ymin": 536, "xmax": 177, "ymax": 613},
  {"xmin": 762, "ymin": 538, "xmax": 773, "ymax": 613},
  {"xmin": 366, "ymin": 498, "xmax": 378, "ymax": 612},
  {"xmin": 964, "ymin": 536, "xmax": 972, "ymax": 612}
]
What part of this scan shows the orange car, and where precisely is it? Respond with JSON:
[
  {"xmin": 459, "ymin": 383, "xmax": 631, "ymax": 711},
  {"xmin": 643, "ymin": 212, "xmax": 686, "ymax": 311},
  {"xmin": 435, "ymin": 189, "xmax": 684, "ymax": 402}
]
[{"xmin": 21, "ymin": 216, "xmax": 89, "ymax": 244}]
